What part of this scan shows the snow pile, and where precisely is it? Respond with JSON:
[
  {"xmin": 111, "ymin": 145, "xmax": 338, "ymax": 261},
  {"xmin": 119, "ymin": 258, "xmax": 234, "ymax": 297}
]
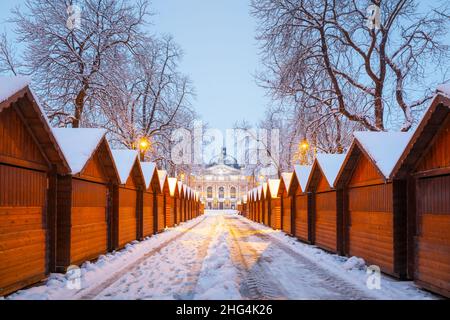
[
  {"xmin": 294, "ymin": 165, "xmax": 313, "ymax": 192},
  {"xmin": 343, "ymin": 257, "xmax": 366, "ymax": 271},
  {"xmin": 0, "ymin": 76, "xmax": 30, "ymax": 104},
  {"xmin": 52, "ymin": 128, "xmax": 106, "ymax": 175},
  {"xmin": 316, "ymin": 153, "xmax": 347, "ymax": 187},
  {"xmin": 111, "ymin": 149, "xmax": 138, "ymax": 184},
  {"xmin": 354, "ymin": 131, "xmax": 413, "ymax": 179},
  {"xmin": 194, "ymin": 217, "xmax": 242, "ymax": 300}
]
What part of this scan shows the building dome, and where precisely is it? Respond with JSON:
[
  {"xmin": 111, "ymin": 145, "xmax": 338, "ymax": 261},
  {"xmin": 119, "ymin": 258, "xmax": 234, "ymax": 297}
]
[{"xmin": 207, "ymin": 147, "xmax": 241, "ymax": 169}]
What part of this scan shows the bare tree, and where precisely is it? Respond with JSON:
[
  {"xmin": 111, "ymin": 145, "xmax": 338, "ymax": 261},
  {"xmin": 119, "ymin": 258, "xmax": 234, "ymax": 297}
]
[
  {"xmin": 97, "ymin": 36, "xmax": 196, "ymax": 167},
  {"xmin": 252, "ymin": 0, "xmax": 450, "ymax": 132},
  {"xmin": 8, "ymin": 0, "xmax": 149, "ymax": 127}
]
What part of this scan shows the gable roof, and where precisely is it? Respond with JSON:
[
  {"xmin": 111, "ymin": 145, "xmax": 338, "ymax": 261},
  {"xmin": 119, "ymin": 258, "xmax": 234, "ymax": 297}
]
[
  {"xmin": 0, "ymin": 76, "xmax": 69, "ymax": 174},
  {"xmin": 262, "ymin": 182, "xmax": 268, "ymax": 199},
  {"xmin": 257, "ymin": 185, "xmax": 263, "ymax": 200},
  {"xmin": 52, "ymin": 128, "xmax": 113, "ymax": 176},
  {"xmin": 111, "ymin": 149, "xmax": 139, "ymax": 185},
  {"xmin": 281, "ymin": 172, "xmax": 293, "ymax": 194},
  {"xmin": 0, "ymin": 76, "xmax": 31, "ymax": 106},
  {"xmin": 177, "ymin": 181, "xmax": 183, "ymax": 195},
  {"xmin": 268, "ymin": 179, "xmax": 281, "ymax": 198},
  {"xmin": 353, "ymin": 131, "xmax": 412, "ymax": 179},
  {"xmin": 293, "ymin": 165, "xmax": 313, "ymax": 192},
  {"xmin": 393, "ymin": 91, "xmax": 450, "ymax": 178},
  {"xmin": 140, "ymin": 162, "xmax": 158, "ymax": 190},
  {"xmin": 157, "ymin": 170, "xmax": 168, "ymax": 193},
  {"xmin": 167, "ymin": 177, "xmax": 179, "ymax": 197},
  {"xmin": 306, "ymin": 153, "xmax": 346, "ymax": 190}
]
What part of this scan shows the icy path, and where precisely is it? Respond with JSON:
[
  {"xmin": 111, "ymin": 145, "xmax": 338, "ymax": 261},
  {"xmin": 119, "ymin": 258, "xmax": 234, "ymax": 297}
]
[{"xmin": 6, "ymin": 211, "xmax": 436, "ymax": 300}]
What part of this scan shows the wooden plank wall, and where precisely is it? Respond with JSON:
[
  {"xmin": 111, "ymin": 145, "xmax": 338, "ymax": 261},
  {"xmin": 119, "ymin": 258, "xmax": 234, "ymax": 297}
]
[
  {"xmin": 70, "ymin": 179, "xmax": 108, "ymax": 266},
  {"xmin": 142, "ymin": 192, "xmax": 154, "ymax": 237},
  {"xmin": 270, "ymin": 198, "xmax": 281, "ymax": 230},
  {"xmin": 117, "ymin": 187, "xmax": 137, "ymax": 248},
  {"xmin": 348, "ymin": 183, "xmax": 394, "ymax": 274},
  {"xmin": 281, "ymin": 195, "xmax": 292, "ymax": 235},
  {"xmin": 156, "ymin": 194, "xmax": 165, "ymax": 232},
  {"xmin": 295, "ymin": 193, "xmax": 309, "ymax": 242},
  {"xmin": 0, "ymin": 164, "xmax": 47, "ymax": 296},
  {"xmin": 413, "ymin": 117, "xmax": 450, "ymax": 296},
  {"xmin": 165, "ymin": 195, "xmax": 174, "ymax": 228},
  {"xmin": 0, "ymin": 107, "xmax": 48, "ymax": 168},
  {"xmin": 315, "ymin": 191, "xmax": 337, "ymax": 252}
]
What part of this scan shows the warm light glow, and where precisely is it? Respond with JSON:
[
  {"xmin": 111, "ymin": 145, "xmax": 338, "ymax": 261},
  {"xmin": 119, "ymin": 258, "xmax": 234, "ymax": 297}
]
[
  {"xmin": 139, "ymin": 137, "xmax": 150, "ymax": 151},
  {"xmin": 300, "ymin": 139, "xmax": 309, "ymax": 151}
]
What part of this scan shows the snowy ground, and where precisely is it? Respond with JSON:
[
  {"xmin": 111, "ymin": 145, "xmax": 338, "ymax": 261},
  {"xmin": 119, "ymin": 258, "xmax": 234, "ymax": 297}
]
[{"xmin": 5, "ymin": 211, "xmax": 437, "ymax": 300}]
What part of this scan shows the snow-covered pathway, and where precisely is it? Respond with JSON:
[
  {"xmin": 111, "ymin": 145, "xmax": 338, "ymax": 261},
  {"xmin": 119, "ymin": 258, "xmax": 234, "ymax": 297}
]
[{"xmin": 6, "ymin": 211, "xmax": 436, "ymax": 300}]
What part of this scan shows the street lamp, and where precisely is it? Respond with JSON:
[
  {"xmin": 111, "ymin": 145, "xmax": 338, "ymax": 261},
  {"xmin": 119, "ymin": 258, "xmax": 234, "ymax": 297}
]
[
  {"xmin": 298, "ymin": 138, "xmax": 310, "ymax": 165},
  {"xmin": 138, "ymin": 137, "xmax": 150, "ymax": 161},
  {"xmin": 300, "ymin": 139, "xmax": 309, "ymax": 152}
]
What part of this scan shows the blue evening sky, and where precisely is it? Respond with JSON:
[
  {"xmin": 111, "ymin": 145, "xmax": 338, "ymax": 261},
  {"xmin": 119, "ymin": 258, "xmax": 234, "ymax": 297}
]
[
  {"xmin": 0, "ymin": 0, "xmax": 268, "ymax": 131},
  {"xmin": 0, "ymin": 0, "xmax": 448, "ymax": 132}
]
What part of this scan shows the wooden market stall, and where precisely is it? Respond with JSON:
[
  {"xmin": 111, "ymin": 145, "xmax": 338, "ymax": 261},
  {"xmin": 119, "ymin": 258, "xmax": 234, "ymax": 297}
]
[
  {"xmin": 335, "ymin": 132, "xmax": 411, "ymax": 278},
  {"xmin": 157, "ymin": 170, "xmax": 169, "ymax": 230},
  {"xmin": 280, "ymin": 173, "xmax": 294, "ymax": 235},
  {"xmin": 268, "ymin": 179, "xmax": 281, "ymax": 230},
  {"xmin": 0, "ymin": 77, "xmax": 70, "ymax": 296},
  {"xmin": 176, "ymin": 181, "xmax": 183, "ymax": 224},
  {"xmin": 140, "ymin": 162, "xmax": 159, "ymax": 238},
  {"xmin": 393, "ymin": 88, "xmax": 450, "ymax": 297},
  {"xmin": 305, "ymin": 154, "xmax": 346, "ymax": 254},
  {"xmin": 167, "ymin": 177, "xmax": 179, "ymax": 226},
  {"xmin": 290, "ymin": 165, "xmax": 313, "ymax": 243},
  {"xmin": 262, "ymin": 182, "xmax": 270, "ymax": 225},
  {"xmin": 111, "ymin": 150, "xmax": 145, "ymax": 249},
  {"xmin": 53, "ymin": 128, "xmax": 119, "ymax": 272}
]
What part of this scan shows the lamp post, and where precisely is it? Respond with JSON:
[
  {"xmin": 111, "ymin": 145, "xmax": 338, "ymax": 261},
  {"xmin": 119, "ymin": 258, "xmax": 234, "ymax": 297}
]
[
  {"xmin": 299, "ymin": 138, "xmax": 310, "ymax": 165},
  {"xmin": 138, "ymin": 137, "xmax": 150, "ymax": 161}
]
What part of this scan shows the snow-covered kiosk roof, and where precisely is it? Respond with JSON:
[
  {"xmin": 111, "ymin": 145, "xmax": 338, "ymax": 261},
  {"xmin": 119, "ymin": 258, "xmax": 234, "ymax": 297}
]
[
  {"xmin": 0, "ymin": 76, "xmax": 69, "ymax": 174},
  {"xmin": 393, "ymin": 87, "xmax": 450, "ymax": 179},
  {"xmin": 252, "ymin": 188, "xmax": 258, "ymax": 201},
  {"xmin": 268, "ymin": 179, "xmax": 281, "ymax": 198},
  {"xmin": 111, "ymin": 149, "xmax": 145, "ymax": 187},
  {"xmin": 335, "ymin": 131, "xmax": 413, "ymax": 188},
  {"xmin": 281, "ymin": 172, "xmax": 294, "ymax": 195},
  {"xmin": 157, "ymin": 170, "xmax": 169, "ymax": 193},
  {"xmin": 141, "ymin": 162, "xmax": 159, "ymax": 191},
  {"xmin": 292, "ymin": 165, "xmax": 313, "ymax": 194},
  {"xmin": 53, "ymin": 128, "xmax": 119, "ymax": 183},
  {"xmin": 262, "ymin": 182, "xmax": 269, "ymax": 199},
  {"xmin": 167, "ymin": 177, "xmax": 179, "ymax": 197},
  {"xmin": 306, "ymin": 153, "xmax": 346, "ymax": 191},
  {"xmin": 257, "ymin": 185, "xmax": 263, "ymax": 201}
]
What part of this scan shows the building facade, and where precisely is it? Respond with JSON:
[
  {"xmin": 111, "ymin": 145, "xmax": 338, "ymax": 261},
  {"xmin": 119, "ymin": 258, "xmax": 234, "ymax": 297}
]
[{"xmin": 190, "ymin": 148, "xmax": 253, "ymax": 210}]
